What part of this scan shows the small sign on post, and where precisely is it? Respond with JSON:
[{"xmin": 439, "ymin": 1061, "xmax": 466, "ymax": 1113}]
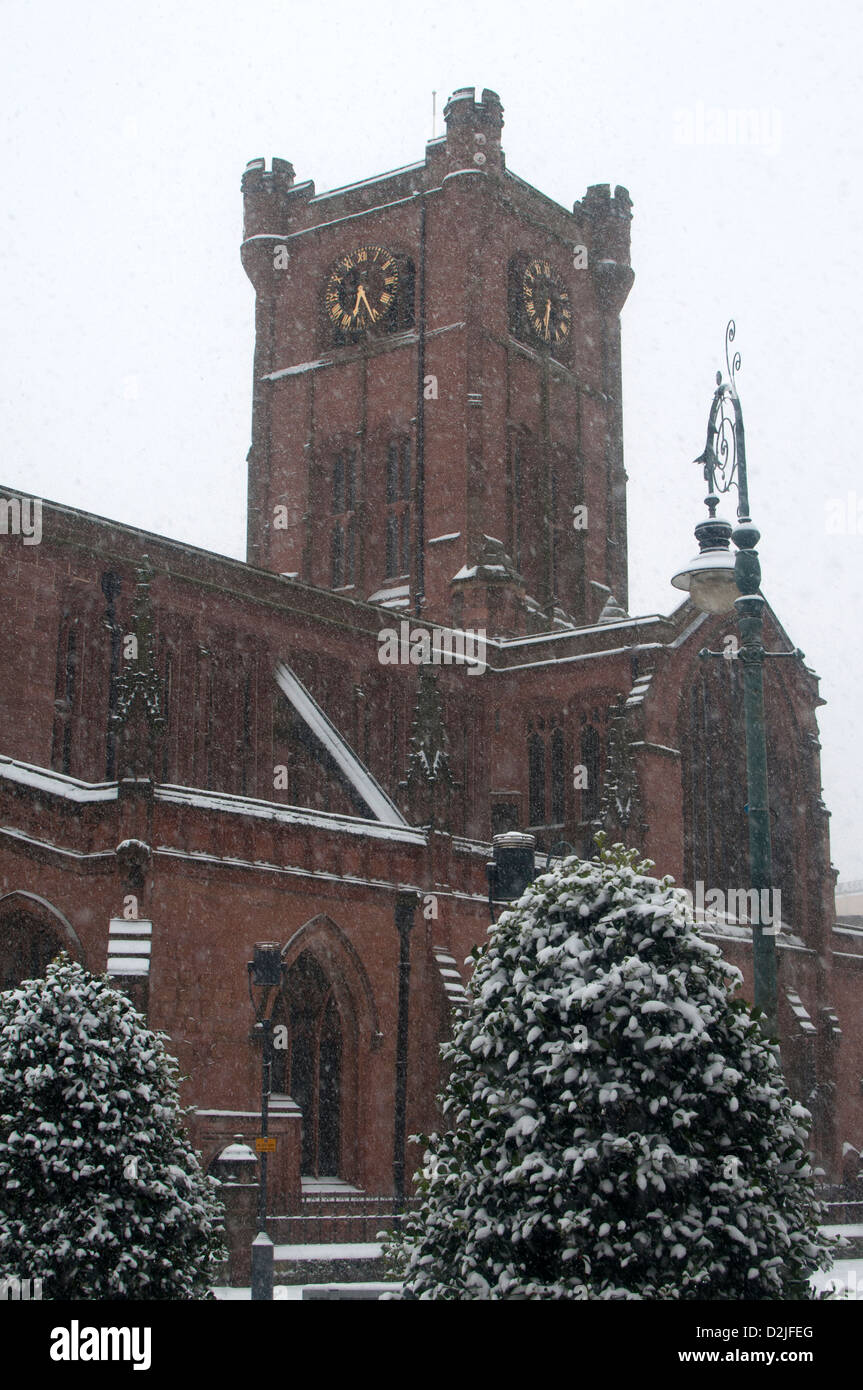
[{"xmin": 255, "ymin": 1137, "xmax": 277, "ymax": 1153}]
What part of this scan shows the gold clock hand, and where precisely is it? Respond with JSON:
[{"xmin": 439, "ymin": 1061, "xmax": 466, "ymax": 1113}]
[
  {"xmin": 543, "ymin": 298, "xmax": 551, "ymax": 335},
  {"xmin": 354, "ymin": 284, "xmax": 377, "ymax": 322}
]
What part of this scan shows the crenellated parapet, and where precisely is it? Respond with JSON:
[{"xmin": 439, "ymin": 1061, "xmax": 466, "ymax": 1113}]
[{"xmin": 574, "ymin": 184, "xmax": 634, "ymax": 314}]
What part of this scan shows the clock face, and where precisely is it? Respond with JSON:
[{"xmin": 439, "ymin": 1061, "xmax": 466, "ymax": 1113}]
[
  {"xmin": 522, "ymin": 259, "xmax": 572, "ymax": 346},
  {"xmin": 325, "ymin": 246, "xmax": 399, "ymax": 338}
]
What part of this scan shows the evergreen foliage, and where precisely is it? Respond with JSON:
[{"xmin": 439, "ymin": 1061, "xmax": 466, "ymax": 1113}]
[
  {"xmin": 390, "ymin": 842, "xmax": 833, "ymax": 1299},
  {"xmin": 0, "ymin": 954, "xmax": 225, "ymax": 1299}
]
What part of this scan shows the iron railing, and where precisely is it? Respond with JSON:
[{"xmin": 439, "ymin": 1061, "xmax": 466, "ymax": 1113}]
[{"xmin": 274, "ymin": 1193, "xmax": 421, "ymax": 1244}]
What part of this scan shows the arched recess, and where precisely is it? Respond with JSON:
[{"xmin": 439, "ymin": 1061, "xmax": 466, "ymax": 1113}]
[
  {"xmin": 677, "ymin": 652, "xmax": 803, "ymax": 931},
  {"xmin": 276, "ymin": 915, "xmax": 380, "ymax": 1185},
  {"xmin": 0, "ymin": 891, "xmax": 84, "ymax": 990},
  {"xmin": 678, "ymin": 663, "xmax": 748, "ymax": 897}
]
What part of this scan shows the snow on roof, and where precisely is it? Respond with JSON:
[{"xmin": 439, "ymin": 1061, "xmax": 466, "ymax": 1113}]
[
  {"xmin": 264, "ymin": 357, "xmax": 333, "ymax": 381},
  {"xmin": 505, "ymin": 167, "xmax": 574, "ymax": 218},
  {"xmin": 0, "ymin": 746, "xmax": 415, "ymax": 842},
  {"xmin": 501, "ymin": 642, "xmax": 666, "ymax": 674},
  {"xmin": 452, "ymin": 836, "xmax": 493, "ymax": 857},
  {"xmin": 0, "ymin": 756, "xmax": 117, "ymax": 803},
  {"xmin": 0, "ymin": 826, "xmax": 114, "ymax": 863},
  {"xmin": 310, "ymin": 160, "xmax": 426, "ymax": 202},
  {"xmin": 275, "ymin": 661, "xmax": 408, "ymax": 826},
  {"xmin": 367, "ymin": 583, "xmax": 410, "ymax": 605},
  {"xmin": 155, "ymin": 786, "xmax": 422, "ymax": 843},
  {"xmin": 498, "ymin": 616, "xmax": 667, "ymax": 649}
]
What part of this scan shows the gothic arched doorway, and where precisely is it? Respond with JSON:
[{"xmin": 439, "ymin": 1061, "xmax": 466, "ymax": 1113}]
[
  {"xmin": 273, "ymin": 951, "xmax": 344, "ymax": 1178},
  {"xmin": 0, "ymin": 893, "xmax": 82, "ymax": 989}
]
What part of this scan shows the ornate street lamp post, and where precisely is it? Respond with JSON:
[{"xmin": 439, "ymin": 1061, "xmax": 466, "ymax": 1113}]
[{"xmin": 672, "ymin": 323, "xmax": 797, "ymax": 1039}]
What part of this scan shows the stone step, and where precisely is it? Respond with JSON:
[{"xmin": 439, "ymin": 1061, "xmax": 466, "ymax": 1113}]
[
  {"xmin": 268, "ymin": 1207, "xmax": 405, "ymax": 1244},
  {"xmin": 301, "ymin": 1284, "xmax": 399, "ymax": 1300},
  {"xmin": 272, "ymin": 1241, "xmax": 388, "ymax": 1286}
]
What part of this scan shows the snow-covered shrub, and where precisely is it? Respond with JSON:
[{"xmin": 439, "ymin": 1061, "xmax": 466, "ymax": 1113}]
[
  {"xmin": 0, "ymin": 954, "xmax": 225, "ymax": 1299},
  {"xmin": 390, "ymin": 841, "xmax": 833, "ymax": 1299}
]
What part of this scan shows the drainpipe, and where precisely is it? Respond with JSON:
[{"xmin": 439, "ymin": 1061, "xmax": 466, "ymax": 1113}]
[{"xmin": 393, "ymin": 889, "xmax": 420, "ymax": 1207}]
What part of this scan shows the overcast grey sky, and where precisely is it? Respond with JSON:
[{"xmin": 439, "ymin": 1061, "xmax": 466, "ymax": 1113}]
[{"xmin": 2, "ymin": 0, "xmax": 861, "ymax": 877}]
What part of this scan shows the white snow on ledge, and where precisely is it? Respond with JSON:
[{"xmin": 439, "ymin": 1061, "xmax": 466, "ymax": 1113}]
[
  {"xmin": 273, "ymin": 1243, "xmax": 382, "ymax": 1260},
  {"xmin": 367, "ymin": 584, "xmax": 410, "ymax": 605},
  {"xmin": 0, "ymin": 752, "xmax": 418, "ymax": 842},
  {"xmin": 263, "ymin": 356, "xmax": 333, "ymax": 381},
  {"xmin": 0, "ymin": 756, "xmax": 118, "ymax": 803},
  {"xmin": 498, "ymin": 616, "xmax": 667, "ymax": 648},
  {"xmin": 155, "ymin": 786, "xmax": 424, "ymax": 844},
  {"xmin": 301, "ymin": 1176, "xmax": 362, "ymax": 1193}
]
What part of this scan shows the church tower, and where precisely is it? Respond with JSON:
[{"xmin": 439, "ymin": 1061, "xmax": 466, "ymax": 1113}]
[{"xmin": 241, "ymin": 87, "xmax": 634, "ymax": 636}]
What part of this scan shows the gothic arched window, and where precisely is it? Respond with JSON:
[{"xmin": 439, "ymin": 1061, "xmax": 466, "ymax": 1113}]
[
  {"xmin": 273, "ymin": 952, "xmax": 344, "ymax": 1178},
  {"xmin": 51, "ymin": 616, "xmax": 79, "ymax": 776},
  {"xmin": 685, "ymin": 671, "xmax": 748, "ymax": 901},
  {"xmin": 581, "ymin": 724, "xmax": 601, "ymax": 822},
  {"xmin": 331, "ymin": 448, "xmax": 356, "ymax": 589},
  {"xmin": 550, "ymin": 727, "xmax": 565, "ymax": 824},
  {"xmin": 385, "ymin": 437, "xmax": 411, "ymax": 579},
  {"xmin": 506, "ymin": 428, "xmax": 543, "ymax": 598}
]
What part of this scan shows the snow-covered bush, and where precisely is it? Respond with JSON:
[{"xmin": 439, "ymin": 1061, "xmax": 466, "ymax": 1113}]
[
  {"xmin": 390, "ymin": 841, "xmax": 833, "ymax": 1299},
  {"xmin": 0, "ymin": 954, "xmax": 225, "ymax": 1299}
]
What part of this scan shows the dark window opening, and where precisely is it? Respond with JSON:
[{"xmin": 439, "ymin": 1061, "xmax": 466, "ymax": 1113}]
[
  {"xmin": 400, "ymin": 512, "xmax": 410, "ymax": 575},
  {"xmin": 511, "ymin": 439, "xmax": 523, "ymax": 571},
  {"xmin": 551, "ymin": 727, "xmax": 565, "ymax": 823},
  {"xmin": 385, "ymin": 514, "xmax": 400, "ymax": 579},
  {"xmin": 491, "ymin": 802, "xmax": 520, "ymax": 835},
  {"xmin": 400, "ymin": 438, "xmax": 411, "ymax": 500},
  {"xmin": 51, "ymin": 619, "xmax": 79, "ymax": 777},
  {"xmin": 550, "ymin": 466, "xmax": 560, "ymax": 598},
  {"xmin": 581, "ymin": 724, "xmax": 601, "ymax": 822},
  {"xmin": 386, "ymin": 443, "xmax": 398, "ymax": 505},
  {"xmin": 385, "ymin": 437, "xmax": 411, "ymax": 580},
  {"xmin": 331, "ymin": 449, "xmax": 357, "ymax": 588},
  {"xmin": 528, "ymin": 732, "xmax": 546, "ymax": 825},
  {"xmin": 331, "ymin": 525, "xmax": 344, "ymax": 587}
]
